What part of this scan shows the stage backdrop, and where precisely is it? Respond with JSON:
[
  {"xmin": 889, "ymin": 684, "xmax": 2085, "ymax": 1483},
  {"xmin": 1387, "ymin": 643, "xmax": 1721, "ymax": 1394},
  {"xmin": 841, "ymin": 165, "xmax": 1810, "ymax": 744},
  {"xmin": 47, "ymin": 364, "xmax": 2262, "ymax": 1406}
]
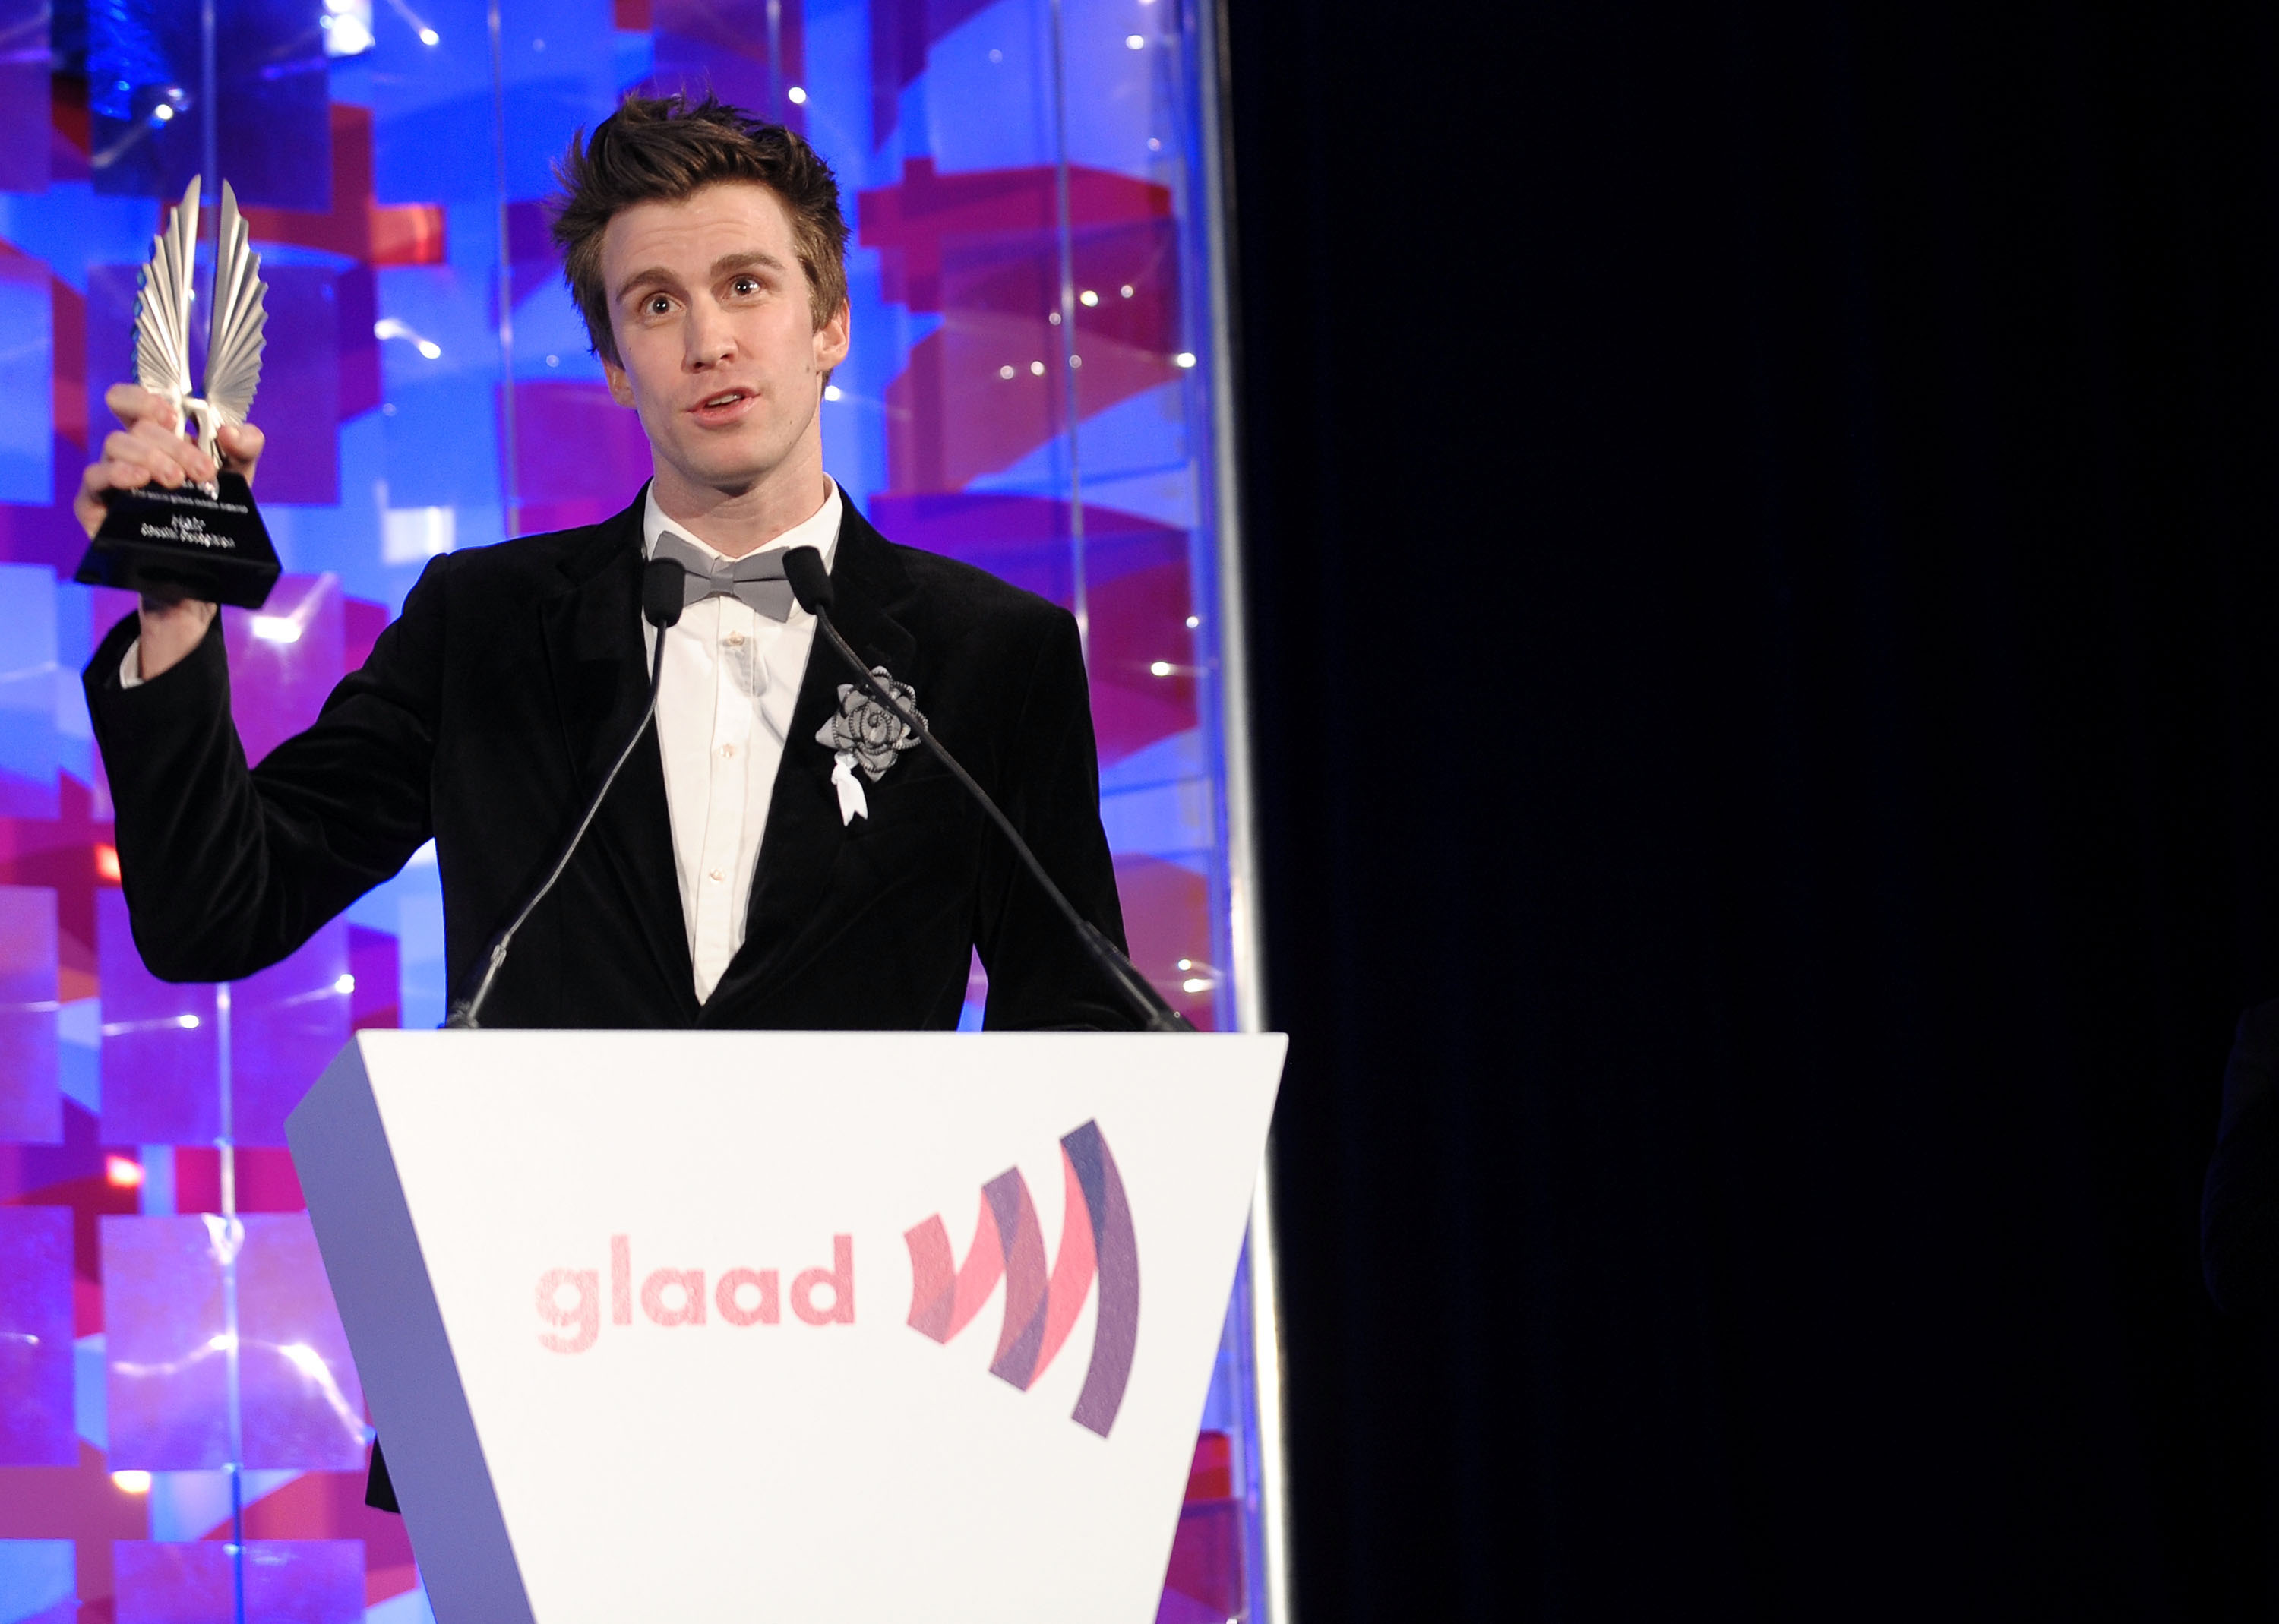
[{"xmin": 0, "ymin": 1, "xmax": 1261, "ymax": 1619}]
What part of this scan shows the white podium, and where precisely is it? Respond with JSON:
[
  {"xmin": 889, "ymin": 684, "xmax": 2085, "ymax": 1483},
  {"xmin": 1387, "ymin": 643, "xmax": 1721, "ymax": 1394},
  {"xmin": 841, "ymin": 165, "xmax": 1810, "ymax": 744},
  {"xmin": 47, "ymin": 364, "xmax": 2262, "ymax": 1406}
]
[{"xmin": 285, "ymin": 1029, "xmax": 1285, "ymax": 1624}]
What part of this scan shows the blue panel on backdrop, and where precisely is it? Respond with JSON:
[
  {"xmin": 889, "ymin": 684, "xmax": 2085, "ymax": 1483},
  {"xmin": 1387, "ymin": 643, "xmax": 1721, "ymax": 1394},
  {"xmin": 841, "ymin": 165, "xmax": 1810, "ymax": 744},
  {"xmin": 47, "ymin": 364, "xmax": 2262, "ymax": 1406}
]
[
  {"xmin": 0, "ymin": 267, "xmax": 52, "ymax": 506},
  {"xmin": 0, "ymin": 566, "xmax": 57, "ymax": 820},
  {"xmin": 0, "ymin": 185, "xmax": 158, "ymax": 295},
  {"xmin": 0, "ymin": 0, "xmax": 52, "ymax": 197},
  {"xmin": 0, "ymin": 1540, "xmax": 76, "ymax": 1624},
  {"xmin": 0, "ymin": 1208, "xmax": 75, "ymax": 1466},
  {"xmin": 368, "ymin": 0, "xmax": 618, "ymax": 204},
  {"xmin": 90, "ymin": 0, "xmax": 331, "ymax": 207}
]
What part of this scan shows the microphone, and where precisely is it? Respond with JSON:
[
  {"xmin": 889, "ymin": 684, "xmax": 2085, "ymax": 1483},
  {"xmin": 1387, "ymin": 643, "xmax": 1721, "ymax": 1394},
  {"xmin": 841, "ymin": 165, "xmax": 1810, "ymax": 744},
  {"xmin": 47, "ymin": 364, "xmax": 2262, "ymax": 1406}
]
[
  {"xmin": 446, "ymin": 557, "xmax": 687, "ymax": 1028},
  {"xmin": 780, "ymin": 545, "xmax": 1191, "ymax": 1033}
]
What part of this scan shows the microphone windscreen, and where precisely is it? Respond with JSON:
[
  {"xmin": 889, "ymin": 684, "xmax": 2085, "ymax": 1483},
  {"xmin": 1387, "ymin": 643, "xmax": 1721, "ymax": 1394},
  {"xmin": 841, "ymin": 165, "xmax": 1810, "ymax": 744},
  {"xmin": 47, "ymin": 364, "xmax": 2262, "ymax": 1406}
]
[
  {"xmin": 642, "ymin": 558, "xmax": 687, "ymax": 629},
  {"xmin": 782, "ymin": 545, "xmax": 834, "ymax": 615}
]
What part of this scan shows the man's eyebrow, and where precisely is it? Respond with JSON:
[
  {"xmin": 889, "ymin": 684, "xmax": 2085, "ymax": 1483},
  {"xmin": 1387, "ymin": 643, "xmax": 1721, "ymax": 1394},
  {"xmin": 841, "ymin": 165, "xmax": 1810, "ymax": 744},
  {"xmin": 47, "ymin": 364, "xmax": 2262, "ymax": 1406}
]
[
  {"xmin": 711, "ymin": 249, "xmax": 790, "ymax": 276},
  {"xmin": 614, "ymin": 264, "xmax": 684, "ymax": 302}
]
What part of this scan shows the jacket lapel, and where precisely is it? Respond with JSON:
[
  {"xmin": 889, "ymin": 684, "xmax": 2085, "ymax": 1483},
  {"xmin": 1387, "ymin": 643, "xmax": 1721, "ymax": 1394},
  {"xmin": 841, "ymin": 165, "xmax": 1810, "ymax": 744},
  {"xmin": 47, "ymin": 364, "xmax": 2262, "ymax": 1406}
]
[
  {"xmin": 533, "ymin": 489, "xmax": 700, "ymax": 1022},
  {"xmin": 713, "ymin": 497, "xmax": 920, "ymax": 1003}
]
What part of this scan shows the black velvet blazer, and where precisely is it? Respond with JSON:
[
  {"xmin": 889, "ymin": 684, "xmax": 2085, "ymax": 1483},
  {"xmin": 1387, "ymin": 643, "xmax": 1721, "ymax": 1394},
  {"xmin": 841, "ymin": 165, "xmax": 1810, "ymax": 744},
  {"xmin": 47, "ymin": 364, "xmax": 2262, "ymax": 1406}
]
[{"xmin": 83, "ymin": 490, "xmax": 1136, "ymax": 1032}]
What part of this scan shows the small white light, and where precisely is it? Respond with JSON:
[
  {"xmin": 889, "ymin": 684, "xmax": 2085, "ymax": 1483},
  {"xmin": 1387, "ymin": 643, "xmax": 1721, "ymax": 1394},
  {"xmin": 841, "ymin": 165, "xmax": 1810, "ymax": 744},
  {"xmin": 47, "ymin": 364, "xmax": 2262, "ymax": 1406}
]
[
  {"xmin": 112, "ymin": 1471, "xmax": 153, "ymax": 1494},
  {"xmin": 1149, "ymin": 660, "xmax": 1174, "ymax": 676},
  {"xmin": 1174, "ymin": 352, "xmax": 1196, "ymax": 368},
  {"xmin": 1126, "ymin": 33, "xmax": 1145, "ymax": 49},
  {"xmin": 999, "ymin": 365, "xmax": 1016, "ymax": 380},
  {"xmin": 251, "ymin": 615, "xmax": 302, "ymax": 643},
  {"xmin": 416, "ymin": 339, "xmax": 442, "ymax": 359},
  {"xmin": 988, "ymin": 47, "xmax": 1003, "ymax": 62},
  {"xmin": 1069, "ymin": 354, "xmax": 1082, "ymax": 368},
  {"xmin": 1030, "ymin": 361, "xmax": 1045, "ymax": 376},
  {"xmin": 1148, "ymin": 137, "xmax": 1162, "ymax": 152},
  {"xmin": 177, "ymin": 1014, "xmax": 201, "ymax": 1029},
  {"xmin": 419, "ymin": 25, "xmax": 439, "ymax": 44},
  {"xmin": 1182, "ymin": 978, "xmax": 1211, "ymax": 994},
  {"xmin": 823, "ymin": 384, "xmax": 842, "ymax": 401},
  {"xmin": 333, "ymin": 973, "xmax": 356, "ymax": 995},
  {"xmin": 1185, "ymin": 615, "xmax": 1199, "ymax": 628},
  {"xmin": 152, "ymin": 104, "xmax": 175, "ymax": 123},
  {"xmin": 787, "ymin": 85, "xmax": 807, "ymax": 104},
  {"xmin": 207, "ymin": 1332, "xmax": 238, "ymax": 1353},
  {"xmin": 1079, "ymin": 289, "xmax": 1100, "ymax": 307},
  {"xmin": 545, "ymin": 353, "xmax": 558, "ymax": 367},
  {"xmin": 1048, "ymin": 311, "xmax": 1062, "ymax": 325},
  {"xmin": 1177, "ymin": 959, "xmax": 1193, "ymax": 971},
  {"xmin": 1121, "ymin": 284, "xmax": 1135, "ymax": 298}
]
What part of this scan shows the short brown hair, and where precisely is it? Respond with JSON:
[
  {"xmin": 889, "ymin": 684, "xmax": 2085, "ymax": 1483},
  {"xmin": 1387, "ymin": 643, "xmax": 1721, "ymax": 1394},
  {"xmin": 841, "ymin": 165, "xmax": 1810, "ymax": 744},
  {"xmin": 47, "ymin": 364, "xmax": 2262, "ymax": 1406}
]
[{"xmin": 550, "ymin": 93, "xmax": 850, "ymax": 365}]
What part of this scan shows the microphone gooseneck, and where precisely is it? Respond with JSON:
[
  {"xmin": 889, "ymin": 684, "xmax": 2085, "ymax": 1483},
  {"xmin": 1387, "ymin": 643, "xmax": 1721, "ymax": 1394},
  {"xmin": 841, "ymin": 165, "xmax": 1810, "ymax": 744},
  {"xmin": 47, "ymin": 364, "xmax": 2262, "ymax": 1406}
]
[
  {"xmin": 782, "ymin": 545, "xmax": 1190, "ymax": 1033},
  {"xmin": 445, "ymin": 557, "xmax": 687, "ymax": 1029}
]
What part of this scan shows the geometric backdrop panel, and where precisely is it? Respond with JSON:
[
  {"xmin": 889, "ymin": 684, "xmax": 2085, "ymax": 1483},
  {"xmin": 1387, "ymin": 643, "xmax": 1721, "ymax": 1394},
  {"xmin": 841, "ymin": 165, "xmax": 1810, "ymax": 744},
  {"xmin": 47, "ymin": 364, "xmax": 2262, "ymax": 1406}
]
[
  {"xmin": 100, "ymin": 1217, "xmax": 229, "ymax": 1471},
  {"xmin": 0, "ymin": 886, "xmax": 60, "ymax": 1144},
  {"xmin": 236, "ymin": 1214, "xmax": 365, "ymax": 1470},
  {"xmin": 101, "ymin": 1215, "xmax": 367, "ymax": 1471},
  {"xmin": 114, "ymin": 1540, "xmax": 365, "ymax": 1624},
  {"xmin": 0, "ymin": 1209, "xmax": 74, "ymax": 1466},
  {"xmin": 96, "ymin": 893, "xmax": 220, "ymax": 1148}
]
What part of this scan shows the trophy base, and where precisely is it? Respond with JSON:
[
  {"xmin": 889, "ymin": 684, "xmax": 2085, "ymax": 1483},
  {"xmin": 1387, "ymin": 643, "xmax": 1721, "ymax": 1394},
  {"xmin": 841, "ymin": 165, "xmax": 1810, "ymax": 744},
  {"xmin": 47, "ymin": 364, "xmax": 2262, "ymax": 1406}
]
[{"xmin": 75, "ymin": 472, "xmax": 279, "ymax": 610}]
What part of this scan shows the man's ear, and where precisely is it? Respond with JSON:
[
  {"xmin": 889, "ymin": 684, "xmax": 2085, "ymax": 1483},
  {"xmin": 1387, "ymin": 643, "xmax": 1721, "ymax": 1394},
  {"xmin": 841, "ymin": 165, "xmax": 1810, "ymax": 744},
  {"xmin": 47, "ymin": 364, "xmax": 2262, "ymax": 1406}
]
[
  {"xmin": 602, "ymin": 349, "xmax": 635, "ymax": 409},
  {"xmin": 814, "ymin": 299, "xmax": 851, "ymax": 376}
]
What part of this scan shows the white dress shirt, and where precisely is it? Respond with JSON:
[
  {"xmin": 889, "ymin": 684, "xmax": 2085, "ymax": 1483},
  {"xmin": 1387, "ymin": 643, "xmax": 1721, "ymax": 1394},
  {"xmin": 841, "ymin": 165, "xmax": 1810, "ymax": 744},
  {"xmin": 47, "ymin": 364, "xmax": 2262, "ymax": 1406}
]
[{"xmin": 644, "ymin": 479, "xmax": 842, "ymax": 1004}]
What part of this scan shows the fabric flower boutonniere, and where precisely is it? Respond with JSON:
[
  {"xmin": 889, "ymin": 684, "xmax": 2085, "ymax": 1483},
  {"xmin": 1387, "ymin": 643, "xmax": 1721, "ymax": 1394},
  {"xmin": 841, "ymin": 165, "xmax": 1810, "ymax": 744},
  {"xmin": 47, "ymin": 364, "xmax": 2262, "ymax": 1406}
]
[{"xmin": 815, "ymin": 667, "xmax": 925, "ymax": 825}]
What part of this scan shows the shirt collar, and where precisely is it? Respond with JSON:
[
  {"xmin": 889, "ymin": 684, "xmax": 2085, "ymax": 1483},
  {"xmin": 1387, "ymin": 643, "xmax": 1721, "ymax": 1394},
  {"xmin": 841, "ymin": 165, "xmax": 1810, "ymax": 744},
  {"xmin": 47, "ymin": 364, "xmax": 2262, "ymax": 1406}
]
[{"xmin": 641, "ymin": 477, "xmax": 843, "ymax": 573}]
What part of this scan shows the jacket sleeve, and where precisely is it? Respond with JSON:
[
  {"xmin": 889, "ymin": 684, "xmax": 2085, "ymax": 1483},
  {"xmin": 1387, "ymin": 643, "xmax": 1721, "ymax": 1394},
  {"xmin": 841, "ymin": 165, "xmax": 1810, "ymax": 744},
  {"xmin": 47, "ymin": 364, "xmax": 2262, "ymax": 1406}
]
[
  {"xmin": 84, "ymin": 558, "xmax": 451, "ymax": 983},
  {"xmin": 975, "ymin": 608, "xmax": 1140, "ymax": 1032},
  {"xmin": 2204, "ymin": 997, "xmax": 2279, "ymax": 1313}
]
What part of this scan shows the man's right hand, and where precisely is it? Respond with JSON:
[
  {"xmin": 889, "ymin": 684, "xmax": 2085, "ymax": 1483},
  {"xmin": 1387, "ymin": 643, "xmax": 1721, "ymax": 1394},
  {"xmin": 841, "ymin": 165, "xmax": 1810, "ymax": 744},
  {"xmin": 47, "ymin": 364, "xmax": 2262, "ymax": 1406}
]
[{"xmin": 76, "ymin": 384, "xmax": 265, "ymax": 681}]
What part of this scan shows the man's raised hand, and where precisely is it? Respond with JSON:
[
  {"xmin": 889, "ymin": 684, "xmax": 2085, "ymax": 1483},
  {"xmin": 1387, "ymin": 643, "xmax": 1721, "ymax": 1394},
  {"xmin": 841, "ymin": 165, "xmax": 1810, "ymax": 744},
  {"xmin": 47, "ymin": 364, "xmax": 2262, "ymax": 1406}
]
[{"xmin": 75, "ymin": 383, "xmax": 267, "ymax": 680}]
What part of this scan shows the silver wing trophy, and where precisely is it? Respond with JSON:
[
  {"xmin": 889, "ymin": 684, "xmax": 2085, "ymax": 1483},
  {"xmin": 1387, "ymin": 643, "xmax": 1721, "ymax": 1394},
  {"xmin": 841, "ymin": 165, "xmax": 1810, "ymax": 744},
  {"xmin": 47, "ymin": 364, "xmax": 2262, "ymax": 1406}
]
[{"xmin": 74, "ymin": 176, "xmax": 281, "ymax": 610}]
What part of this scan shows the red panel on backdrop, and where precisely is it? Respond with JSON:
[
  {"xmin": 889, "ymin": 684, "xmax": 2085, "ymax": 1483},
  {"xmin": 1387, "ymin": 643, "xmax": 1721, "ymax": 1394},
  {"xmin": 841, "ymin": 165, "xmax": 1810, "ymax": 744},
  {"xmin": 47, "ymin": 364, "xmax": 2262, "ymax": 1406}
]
[
  {"xmin": 1114, "ymin": 855, "xmax": 1214, "ymax": 1028},
  {"xmin": 510, "ymin": 382, "xmax": 653, "ymax": 536},
  {"xmin": 858, "ymin": 160, "xmax": 1170, "ymax": 313},
  {"xmin": 241, "ymin": 105, "xmax": 446, "ymax": 269}
]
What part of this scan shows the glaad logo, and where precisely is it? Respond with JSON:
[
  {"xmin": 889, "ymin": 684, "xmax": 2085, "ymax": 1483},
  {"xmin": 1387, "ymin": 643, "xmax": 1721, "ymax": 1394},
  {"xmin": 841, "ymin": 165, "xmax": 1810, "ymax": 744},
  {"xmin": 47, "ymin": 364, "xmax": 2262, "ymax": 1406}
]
[
  {"xmin": 902, "ymin": 1120, "xmax": 1137, "ymax": 1436},
  {"xmin": 536, "ymin": 1234, "xmax": 854, "ymax": 1353}
]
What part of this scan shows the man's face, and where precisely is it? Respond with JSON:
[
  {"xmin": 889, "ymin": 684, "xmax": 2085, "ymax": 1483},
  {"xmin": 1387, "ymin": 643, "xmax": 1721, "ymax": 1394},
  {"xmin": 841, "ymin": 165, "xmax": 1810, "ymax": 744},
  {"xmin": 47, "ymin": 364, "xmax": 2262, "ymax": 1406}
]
[{"xmin": 598, "ymin": 181, "xmax": 849, "ymax": 501}]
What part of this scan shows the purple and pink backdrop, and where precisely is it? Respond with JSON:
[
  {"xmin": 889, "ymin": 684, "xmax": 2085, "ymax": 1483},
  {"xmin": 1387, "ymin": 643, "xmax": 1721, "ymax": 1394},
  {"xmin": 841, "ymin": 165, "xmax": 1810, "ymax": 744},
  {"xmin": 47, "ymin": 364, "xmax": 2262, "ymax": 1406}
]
[{"xmin": 0, "ymin": 0, "xmax": 1258, "ymax": 1616}]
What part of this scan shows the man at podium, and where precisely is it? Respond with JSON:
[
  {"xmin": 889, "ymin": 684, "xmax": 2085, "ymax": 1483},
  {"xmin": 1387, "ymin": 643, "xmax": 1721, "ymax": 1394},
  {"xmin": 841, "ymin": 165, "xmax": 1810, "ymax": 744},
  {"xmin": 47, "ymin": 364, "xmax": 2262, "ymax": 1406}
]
[{"xmin": 74, "ymin": 92, "xmax": 1136, "ymax": 1038}]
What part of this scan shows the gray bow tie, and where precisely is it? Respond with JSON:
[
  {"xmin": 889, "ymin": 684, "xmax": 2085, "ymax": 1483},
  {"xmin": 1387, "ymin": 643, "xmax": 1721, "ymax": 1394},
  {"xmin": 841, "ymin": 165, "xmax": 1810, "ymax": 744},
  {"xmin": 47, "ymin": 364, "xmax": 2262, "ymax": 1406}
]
[{"xmin": 651, "ymin": 529, "xmax": 795, "ymax": 620}]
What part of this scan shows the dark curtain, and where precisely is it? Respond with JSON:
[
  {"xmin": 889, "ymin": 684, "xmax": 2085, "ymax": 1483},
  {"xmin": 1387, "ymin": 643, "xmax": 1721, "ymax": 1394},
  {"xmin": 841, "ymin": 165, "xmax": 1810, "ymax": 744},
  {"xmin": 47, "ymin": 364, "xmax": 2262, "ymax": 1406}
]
[{"xmin": 1227, "ymin": 2, "xmax": 2279, "ymax": 1616}]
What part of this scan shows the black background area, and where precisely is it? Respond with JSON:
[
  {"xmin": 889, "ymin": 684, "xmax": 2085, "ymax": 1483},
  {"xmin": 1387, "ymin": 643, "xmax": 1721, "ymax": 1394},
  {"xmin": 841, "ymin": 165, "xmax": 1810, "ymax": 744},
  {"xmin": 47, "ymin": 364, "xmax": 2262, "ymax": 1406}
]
[{"xmin": 1227, "ymin": 1, "xmax": 2279, "ymax": 1616}]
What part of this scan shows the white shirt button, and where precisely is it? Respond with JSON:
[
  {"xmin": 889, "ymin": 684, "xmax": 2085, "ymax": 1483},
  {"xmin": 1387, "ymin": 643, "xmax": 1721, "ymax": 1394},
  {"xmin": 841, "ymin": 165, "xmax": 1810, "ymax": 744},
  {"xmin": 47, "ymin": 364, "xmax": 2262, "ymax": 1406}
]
[
  {"xmin": 708, "ymin": 868, "xmax": 725, "ymax": 883},
  {"xmin": 721, "ymin": 742, "xmax": 736, "ymax": 758},
  {"xmin": 725, "ymin": 630, "xmax": 746, "ymax": 648}
]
